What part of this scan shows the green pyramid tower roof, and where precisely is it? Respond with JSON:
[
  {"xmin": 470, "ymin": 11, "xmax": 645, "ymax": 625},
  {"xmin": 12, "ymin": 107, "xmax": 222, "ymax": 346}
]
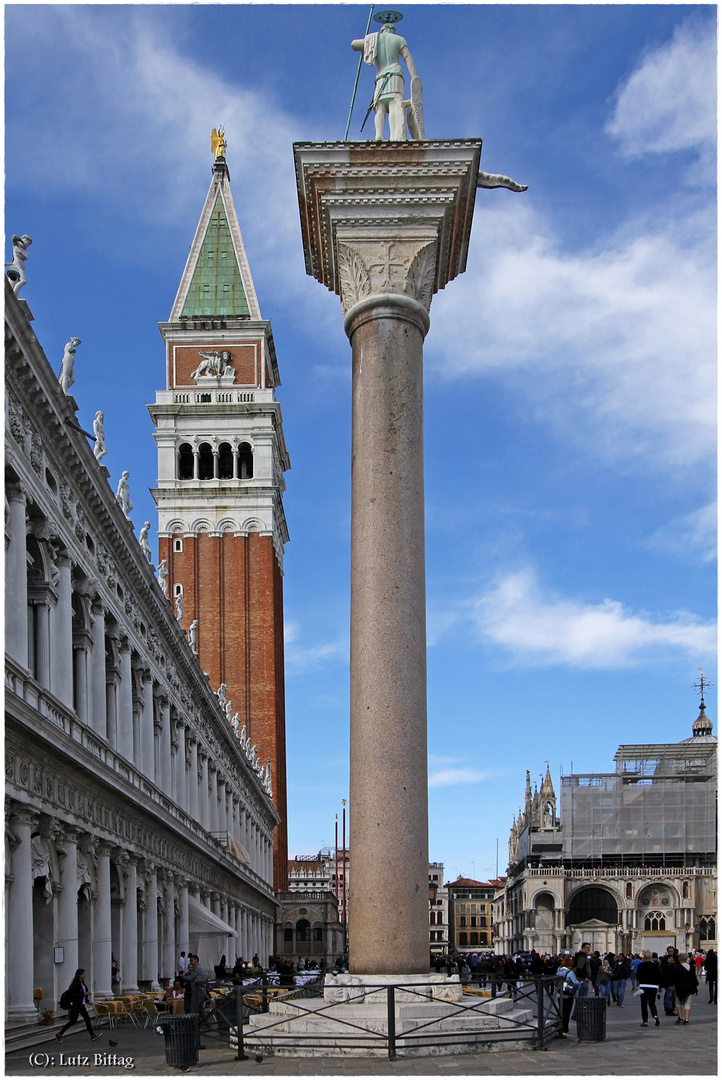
[
  {"xmin": 170, "ymin": 160, "xmax": 262, "ymax": 322},
  {"xmin": 180, "ymin": 191, "xmax": 250, "ymax": 317}
]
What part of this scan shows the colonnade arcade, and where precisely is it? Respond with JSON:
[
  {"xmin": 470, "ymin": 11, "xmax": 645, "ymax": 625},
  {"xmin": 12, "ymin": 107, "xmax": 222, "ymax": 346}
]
[{"xmin": 5, "ymin": 800, "xmax": 273, "ymax": 1023}]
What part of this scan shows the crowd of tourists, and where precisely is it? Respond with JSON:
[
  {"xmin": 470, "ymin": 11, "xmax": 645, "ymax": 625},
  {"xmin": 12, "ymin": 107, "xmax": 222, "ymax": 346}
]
[{"xmin": 431, "ymin": 944, "xmax": 716, "ymax": 1035}]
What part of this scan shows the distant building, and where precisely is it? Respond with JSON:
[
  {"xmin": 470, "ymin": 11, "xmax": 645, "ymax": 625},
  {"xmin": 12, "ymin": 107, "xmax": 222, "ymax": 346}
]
[
  {"xmin": 275, "ymin": 851, "xmax": 348, "ymax": 967},
  {"xmin": 494, "ymin": 704, "xmax": 717, "ymax": 955},
  {"xmin": 447, "ymin": 877, "xmax": 500, "ymax": 953},
  {"xmin": 428, "ymin": 862, "xmax": 449, "ymax": 955}
]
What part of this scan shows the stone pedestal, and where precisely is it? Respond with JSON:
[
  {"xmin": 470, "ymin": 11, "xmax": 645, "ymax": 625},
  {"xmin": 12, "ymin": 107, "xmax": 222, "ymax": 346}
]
[
  {"xmin": 241, "ymin": 973, "xmax": 536, "ymax": 1058},
  {"xmin": 294, "ymin": 140, "xmax": 481, "ymax": 979}
]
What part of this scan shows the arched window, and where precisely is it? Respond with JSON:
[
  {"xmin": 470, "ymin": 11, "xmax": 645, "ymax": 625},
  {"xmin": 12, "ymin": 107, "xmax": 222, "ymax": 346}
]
[
  {"xmin": 178, "ymin": 443, "xmax": 194, "ymax": 480},
  {"xmin": 218, "ymin": 442, "xmax": 233, "ymax": 479},
  {"xmin": 198, "ymin": 443, "xmax": 213, "ymax": 480},
  {"xmin": 626, "ymin": 882, "xmax": 634, "ymax": 900},
  {"xmin": 296, "ymin": 918, "xmax": 310, "ymax": 942},
  {"xmin": 644, "ymin": 912, "xmax": 666, "ymax": 931},
  {"xmin": 682, "ymin": 881, "xmax": 690, "ymax": 900},
  {"xmin": 238, "ymin": 442, "xmax": 253, "ymax": 479},
  {"xmin": 173, "ymin": 538, "xmax": 183, "ymax": 553}
]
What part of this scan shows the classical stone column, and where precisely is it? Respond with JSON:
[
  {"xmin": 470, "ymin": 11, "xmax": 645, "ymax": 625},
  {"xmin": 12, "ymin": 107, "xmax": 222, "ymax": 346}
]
[
  {"xmin": 159, "ymin": 696, "xmax": 172, "ymax": 794},
  {"xmin": 5, "ymin": 482, "xmax": 28, "ymax": 667},
  {"xmin": 173, "ymin": 719, "xmax": 186, "ymax": 809},
  {"xmin": 90, "ymin": 600, "xmax": 108, "ymax": 739},
  {"xmin": 199, "ymin": 752, "xmax": 210, "ymax": 830},
  {"xmin": 117, "ymin": 638, "xmax": 134, "ymax": 760},
  {"xmin": 93, "ymin": 842, "xmax": 113, "ymax": 998},
  {"xmin": 210, "ymin": 767, "xmax": 219, "ymax": 834},
  {"xmin": 161, "ymin": 872, "xmax": 176, "ymax": 982},
  {"xmin": 187, "ymin": 737, "xmax": 199, "ymax": 819},
  {"xmin": 141, "ymin": 863, "xmax": 160, "ymax": 990},
  {"xmin": 6, "ymin": 805, "xmax": 39, "ymax": 1021},
  {"xmin": 50, "ymin": 551, "xmax": 74, "ymax": 707},
  {"xmin": 121, "ymin": 855, "xmax": 140, "ymax": 993},
  {"xmin": 294, "ymin": 140, "xmax": 481, "ymax": 976},
  {"xmin": 56, "ymin": 828, "xmax": 80, "ymax": 987},
  {"xmin": 177, "ymin": 879, "xmax": 190, "ymax": 956},
  {"xmin": 138, "ymin": 668, "xmax": 154, "ymax": 779}
]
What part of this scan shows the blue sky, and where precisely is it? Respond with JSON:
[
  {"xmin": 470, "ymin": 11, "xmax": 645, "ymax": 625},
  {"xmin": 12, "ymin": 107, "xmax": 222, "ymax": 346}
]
[{"xmin": 5, "ymin": 4, "xmax": 716, "ymax": 883}]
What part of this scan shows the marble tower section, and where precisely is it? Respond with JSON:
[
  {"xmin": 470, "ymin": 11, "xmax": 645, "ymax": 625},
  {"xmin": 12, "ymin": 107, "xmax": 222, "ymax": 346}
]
[{"xmin": 149, "ymin": 155, "xmax": 291, "ymax": 889}]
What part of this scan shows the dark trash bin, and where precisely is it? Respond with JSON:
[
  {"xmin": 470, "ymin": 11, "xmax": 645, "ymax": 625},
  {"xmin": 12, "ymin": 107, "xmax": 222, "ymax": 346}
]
[
  {"xmin": 157, "ymin": 1014, "xmax": 199, "ymax": 1068},
  {"xmin": 575, "ymin": 996, "xmax": 606, "ymax": 1041}
]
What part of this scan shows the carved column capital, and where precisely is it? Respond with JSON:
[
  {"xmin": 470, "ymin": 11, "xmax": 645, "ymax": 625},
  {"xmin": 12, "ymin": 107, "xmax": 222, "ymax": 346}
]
[{"xmin": 336, "ymin": 238, "xmax": 438, "ymax": 316}]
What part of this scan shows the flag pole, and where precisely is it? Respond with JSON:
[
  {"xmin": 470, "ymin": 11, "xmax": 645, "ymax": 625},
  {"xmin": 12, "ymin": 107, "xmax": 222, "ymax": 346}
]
[{"xmin": 344, "ymin": 5, "xmax": 375, "ymax": 141}]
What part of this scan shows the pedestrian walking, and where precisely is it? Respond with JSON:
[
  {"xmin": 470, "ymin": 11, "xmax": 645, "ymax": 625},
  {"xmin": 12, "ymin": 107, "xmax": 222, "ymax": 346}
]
[
  {"xmin": 703, "ymin": 948, "xmax": 716, "ymax": 1004},
  {"xmin": 673, "ymin": 952, "xmax": 698, "ymax": 1025},
  {"xmin": 56, "ymin": 969, "xmax": 102, "ymax": 1042},
  {"xmin": 636, "ymin": 950, "xmax": 660, "ymax": 1027}
]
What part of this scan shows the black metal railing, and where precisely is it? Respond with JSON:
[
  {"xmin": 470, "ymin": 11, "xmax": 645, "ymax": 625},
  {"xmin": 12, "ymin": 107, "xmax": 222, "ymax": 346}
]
[{"xmin": 234, "ymin": 973, "xmax": 564, "ymax": 1060}]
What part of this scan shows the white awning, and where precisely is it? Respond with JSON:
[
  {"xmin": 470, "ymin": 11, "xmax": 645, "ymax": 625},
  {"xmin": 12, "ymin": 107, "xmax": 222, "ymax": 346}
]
[{"xmin": 188, "ymin": 895, "xmax": 237, "ymax": 937}]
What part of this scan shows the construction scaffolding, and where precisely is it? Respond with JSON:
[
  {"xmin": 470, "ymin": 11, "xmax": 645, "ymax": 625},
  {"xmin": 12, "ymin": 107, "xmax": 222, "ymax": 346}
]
[{"xmin": 559, "ymin": 740, "xmax": 716, "ymax": 865}]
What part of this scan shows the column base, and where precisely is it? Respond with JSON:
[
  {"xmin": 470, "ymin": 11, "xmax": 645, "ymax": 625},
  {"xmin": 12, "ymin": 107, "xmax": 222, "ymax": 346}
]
[
  {"xmin": 7, "ymin": 1004, "xmax": 41, "ymax": 1024},
  {"xmin": 238, "ymin": 974, "xmax": 538, "ymax": 1058}
]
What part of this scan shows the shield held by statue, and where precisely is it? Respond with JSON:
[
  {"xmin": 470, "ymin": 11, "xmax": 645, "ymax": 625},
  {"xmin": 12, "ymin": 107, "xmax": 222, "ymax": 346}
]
[{"xmin": 405, "ymin": 75, "xmax": 425, "ymax": 140}]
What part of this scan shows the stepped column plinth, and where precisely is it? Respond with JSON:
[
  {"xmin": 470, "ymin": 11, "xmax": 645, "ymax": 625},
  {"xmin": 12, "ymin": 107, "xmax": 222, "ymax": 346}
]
[{"xmin": 294, "ymin": 140, "xmax": 481, "ymax": 975}]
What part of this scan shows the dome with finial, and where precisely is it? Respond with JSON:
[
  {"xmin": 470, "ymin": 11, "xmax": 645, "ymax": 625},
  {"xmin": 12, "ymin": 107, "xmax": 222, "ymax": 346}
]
[
  {"xmin": 680, "ymin": 701, "xmax": 716, "ymax": 745},
  {"xmin": 681, "ymin": 670, "xmax": 717, "ymax": 744}
]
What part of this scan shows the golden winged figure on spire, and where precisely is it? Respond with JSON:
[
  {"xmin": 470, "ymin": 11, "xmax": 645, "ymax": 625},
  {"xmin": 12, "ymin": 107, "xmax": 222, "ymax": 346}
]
[{"xmin": 211, "ymin": 126, "xmax": 227, "ymax": 160}]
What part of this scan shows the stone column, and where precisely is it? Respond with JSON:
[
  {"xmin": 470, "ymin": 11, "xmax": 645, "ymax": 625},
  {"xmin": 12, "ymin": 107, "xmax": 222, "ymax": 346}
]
[
  {"xmin": 159, "ymin": 696, "xmax": 173, "ymax": 794},
  {"xmin": 294, "ymin": 140, "xmax": 481, "ymax": 976},
  {"xmin": 122, "ymin": 855, "xmax": 140, "ymax": 993},
  {"xmin": 93, "ymin": 843, "xmax": 113, "ymax": 999},
  {"xmin": 177, "ymin": 879, "xmax": 190, "ymax": 956},
  {"xmin": 199, "ymin": 751, "xmax": 210, "ymax": 830},
  {"xmin": 5, "ymin": 482, "xmax": 28, "ymax": 667},
  {"xmin": 6, "ymin": 805, "xmax": 39, "ymax": 1021},
  {"xmin": 210, "ymin": 767, "xmax": 219, "ymax": 835},
  {"xmin": 50, "ymin": 551, "xmax": 74, "ymax": 707},
  {"xmin": 187, "ymin": 737, "xmax": 199, "ymax": 820},
  {"xmin": 161, "ymin": 872, "xmax": 176, "ymax": 982},
  {"xmin": 139, "ymin": 669, "xmax": 154, "ymax": 780},
  {"xmin": 142, "ymin": 863, "xmax": 160, "ymax": 990},
  {"xmin": 173, "ymin": 719, "xmax": 186, "ymax": 809},
  {"xmin": 56, "ymin": 828, "xmax": 80, "ymax": 987},
  {"xmin": 218, "ymin": 779, "xmax": 228, "ymax": 839},
  {"xmin": 90, "ymin": 600, "xmax": 108, "ymax": 739},
  {"xmin": 117, "ymin": 638, "xmax": 134, "ymax": 761}
]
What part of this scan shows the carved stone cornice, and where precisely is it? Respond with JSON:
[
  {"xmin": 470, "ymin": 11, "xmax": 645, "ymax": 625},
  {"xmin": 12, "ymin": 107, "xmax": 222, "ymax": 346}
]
[{"xmin": 294, "ymin": 140, "xmax": 482, "ymax": 313}]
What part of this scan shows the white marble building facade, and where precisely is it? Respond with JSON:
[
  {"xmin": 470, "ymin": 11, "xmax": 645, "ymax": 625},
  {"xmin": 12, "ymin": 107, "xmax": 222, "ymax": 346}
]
[{"xmin": 5, "ymin": 279, "xmax": 278, "ymax": 1022}]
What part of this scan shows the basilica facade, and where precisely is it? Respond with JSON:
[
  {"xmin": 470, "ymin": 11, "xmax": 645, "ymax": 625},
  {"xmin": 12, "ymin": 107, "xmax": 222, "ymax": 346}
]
[
  {"xmin": 5, "ymin": 267, "xmax": 278, "ymax": 1019},
  {"xmin": 493, "ymin": 707, "xmax": 717, "ymax": 956}
]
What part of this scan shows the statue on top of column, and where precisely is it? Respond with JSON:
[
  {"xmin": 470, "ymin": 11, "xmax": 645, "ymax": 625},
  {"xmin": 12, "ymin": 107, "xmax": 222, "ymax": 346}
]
[{"xmin": 353, "ymin": 12, "xmax": 424, "ymax": 142}]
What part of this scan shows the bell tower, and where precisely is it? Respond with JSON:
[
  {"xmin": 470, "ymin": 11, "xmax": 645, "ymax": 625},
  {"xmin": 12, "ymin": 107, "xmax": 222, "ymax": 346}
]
[{"xmin": 149, "ymin": 139, "xmax": 290, "ymax": 889}]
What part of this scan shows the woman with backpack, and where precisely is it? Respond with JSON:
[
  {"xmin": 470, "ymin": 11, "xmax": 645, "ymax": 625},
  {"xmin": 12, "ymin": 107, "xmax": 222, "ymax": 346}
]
[
  {"xmin": 673, "ymin": 952, "xmax": 698, "ymax": 1025},
  {"xmin": 56, "ymin": 969, "xmax": 102, "ymax": 1042}
]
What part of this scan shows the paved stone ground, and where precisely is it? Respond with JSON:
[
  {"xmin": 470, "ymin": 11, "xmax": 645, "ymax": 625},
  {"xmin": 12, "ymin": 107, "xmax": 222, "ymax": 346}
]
[{"xmin": 5, "ymin": 997, "xmax": 716, "ymax": 1077}]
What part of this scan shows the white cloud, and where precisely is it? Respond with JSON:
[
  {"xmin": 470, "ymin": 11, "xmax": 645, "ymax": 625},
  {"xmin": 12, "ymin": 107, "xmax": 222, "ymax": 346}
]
[
  {"xmin": 605, "ymin": 20, "xmax": 716, "ymax": 180},
  {"xmin": 430, "ymin": 199, "xmax": 716, "ymax": 473},
  {"xmin": 428, "ymin": 766, "xmax": 504, "ymax": 789},
  {"xmin": 284, "ymin": 620, "xmax": 347, "ymax": 674},
  {"xmin": 465, "ymin": 566, "xmax": 716, "ymax": 668},
  {"xmin": 646, "ymin": 502, "xmax": 717, "ymax": 565},
  {"xmin": 5, "ymin": 8, "xmax": 334, "ymax": 319}
]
